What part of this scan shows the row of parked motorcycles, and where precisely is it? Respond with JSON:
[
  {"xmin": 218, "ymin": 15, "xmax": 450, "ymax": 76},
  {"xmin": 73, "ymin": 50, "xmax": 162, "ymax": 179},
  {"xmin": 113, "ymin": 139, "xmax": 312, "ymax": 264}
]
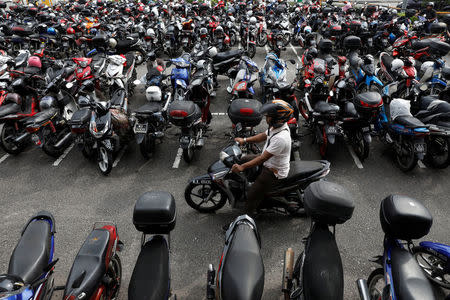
[{"xmin": 2, "ymin": 182, "xmax": 449, "ymax": 300}]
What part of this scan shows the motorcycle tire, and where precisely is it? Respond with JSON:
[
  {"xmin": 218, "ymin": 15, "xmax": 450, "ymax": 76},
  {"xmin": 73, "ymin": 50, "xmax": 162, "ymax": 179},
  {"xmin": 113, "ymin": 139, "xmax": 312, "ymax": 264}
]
[
  {"xmin": 395, "ymin": 141, "xmax": 418, "ymax": 172},
  {"xmin": 351, "ymin": 130, "xmax": 370, "ymax": 161},
  {"xmin": 319, "ymin": 127, "xmax": 328, "ymax": 159},
  {"xmin": 184, "ymin": 182, "xmax": 227, "ymax": 213},
  {"xmin": 0, "ymin": 123, "xmax": 28, "ymax": 155},
  {"xmin": 134, "ymin": 49, "xmax": 145, "ymax": 66},
  {"xmin": 245, "ymin": 44, "xmax": 256, "ymax": 59},
  {"xmin": 230, "ymin": 33, "xmax": 237, "ymax": 46},
  {"xmin": 412, "ymin": 245, "xmax": 450, "ymax": 289},
  {"xmin": 299, "ymin": 100, "xmax": 310, "ymax": 121},
  {"xmin": 81, "ymin": 144, "xmax": 95, "ymax": 160},
  {"xmin": 283, "ymin": 33, "xmax": 291, "ymax": 47},
  {"xmin": 367, "ymin": 268, "xmax": 386, "ymax": 300},
  {"xmin": 183, "ymin": 147, "xmax": 194, "ymax": 163},
  {"xmin": 106, "ymin": 253, "xmax": 122, "ymax": 299},
  {"xmin": 139, "ymin": 134, "xmax": 156, "ymax": 160},
  {"xmin": 424, "ymin": 136, "xmax": 450, "ymax": 169},
  {"xmin": 98, "ymin": 145, "xmax": 114, "ymax": 176},
  {"xmin": 257, "ymin": 33, "xmax": 267, "ymax": 47},
  {"xmin": 43, "ymin": 131, "xmax": 70, "ymax": 158}
]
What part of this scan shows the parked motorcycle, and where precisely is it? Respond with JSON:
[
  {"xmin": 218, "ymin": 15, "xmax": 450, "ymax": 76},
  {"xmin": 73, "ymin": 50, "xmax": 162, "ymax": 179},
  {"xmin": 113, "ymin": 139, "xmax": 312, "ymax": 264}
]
[
  {"xmin": 184, "ymin": 142, "xmax": 330, "ymax": 215},
  {"xmin": 282, "ymin": 181, "xmax": 355, "ymax": 300},
  {"xmin": 129, "ymin": 191, "xmax": 177, "ymax": 300}
]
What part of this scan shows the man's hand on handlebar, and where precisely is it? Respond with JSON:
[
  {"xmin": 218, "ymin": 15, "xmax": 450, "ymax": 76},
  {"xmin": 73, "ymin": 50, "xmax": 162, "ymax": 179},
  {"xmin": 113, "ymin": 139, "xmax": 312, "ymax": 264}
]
[
  {"xmin": 231, "ymin": 164, "xmax": 245, "ymax": 173},
  {"xmin": 235, "ymin": 137, "xmax": 245, "ymax": 145}
]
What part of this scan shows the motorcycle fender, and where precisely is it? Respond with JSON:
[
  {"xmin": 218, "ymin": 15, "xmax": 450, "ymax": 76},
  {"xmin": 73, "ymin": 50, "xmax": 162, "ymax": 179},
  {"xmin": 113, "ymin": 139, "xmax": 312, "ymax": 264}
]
[
  {"xmin": 363, "ymin": 132, "xmax": 372, "ymax": 144},
  {"xmin": 327, "ymin": 134, "xmax": 336, "ymax": 144},
  {"xmin": 135, "ymin": 133, "xmax": 145, "ymax": 144},
  {"xmin": 430, "ymin": 77, "xmax": 446, "ymax": 87},
  {"xmin": 365, "ymin": 75, "xmax": 383, "ymax": 88},
  {"xmin": 101, "ymin": 139, "xmax": 113, "ymax": 151},
  {"xmin": 180, "ymin": 135, "xmax": 190, "ymax": 149},
  {"xmin": 115, "ymin": 79, "xmax": 124, "ymax": 89},
  {"xmin": 176, "ymin": 79, "xmax": 187, "ymax": 89}
]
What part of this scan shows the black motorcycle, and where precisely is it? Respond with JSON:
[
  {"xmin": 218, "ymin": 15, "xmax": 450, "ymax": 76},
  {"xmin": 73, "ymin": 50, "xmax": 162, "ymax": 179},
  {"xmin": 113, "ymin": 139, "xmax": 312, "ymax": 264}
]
[
  {"xmin": 184, "ymin": 143, "xmax": 330, "ymax": 215},
  {"xmin": 282, "ymin": 181, "xmax": 355, "ymax": 300}
]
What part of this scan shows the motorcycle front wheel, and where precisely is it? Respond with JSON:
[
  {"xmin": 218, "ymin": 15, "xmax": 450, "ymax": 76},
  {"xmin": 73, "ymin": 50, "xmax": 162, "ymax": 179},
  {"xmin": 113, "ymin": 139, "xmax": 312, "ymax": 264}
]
[
  {"xmin": 134, "ymin": 49, "xmax": 145, "ymax": 65},
  {"xmin": 257, "ymin": 33, "xmax": 267, "ymax": 47},
  {"xmin": 98, "ymin": 145, "xmax": 114, "ymax": 176},
  {"xmin": 184, "ymin": 182, "xmax": 227, "ymax": 213},
  {"xmin": 395, "ymin": 140, "xmax": 417, "ymax": 172}
]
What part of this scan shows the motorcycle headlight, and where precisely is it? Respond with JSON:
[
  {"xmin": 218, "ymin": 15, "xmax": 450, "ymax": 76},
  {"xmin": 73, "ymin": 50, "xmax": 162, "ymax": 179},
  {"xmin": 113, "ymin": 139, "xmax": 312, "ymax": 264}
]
[
  {"xmin": 89, "ymin": 119, "xmax": 109, "ymax": 138},
  {"xmin": 210, "ymin": 169, "xmax": 228, "ymax": 181}
]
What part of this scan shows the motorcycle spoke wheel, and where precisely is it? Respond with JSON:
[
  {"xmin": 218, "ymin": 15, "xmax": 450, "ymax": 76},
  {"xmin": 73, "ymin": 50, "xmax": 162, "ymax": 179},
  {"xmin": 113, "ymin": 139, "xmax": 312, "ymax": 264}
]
[
  {"xmin": 367, "ymin": 268, "xmax": 385, "ymax": 300},
  {"xmin": 413, "ymin": 246, "xmax": 450, "ymax": 289},
  {"xmin": 184, "ymin": 182, "xmax": 227, "ymax": 213},
  {"xmin": 98, "ymin": 146, "xmax": 113, "ymax": 176}
]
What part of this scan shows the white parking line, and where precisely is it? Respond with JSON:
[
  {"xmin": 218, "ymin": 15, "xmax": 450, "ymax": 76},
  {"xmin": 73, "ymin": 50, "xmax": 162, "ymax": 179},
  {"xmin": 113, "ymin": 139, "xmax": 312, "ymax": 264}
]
[
  {"xmin": 212, "ymin": 112, "xmax": 227, "ymax": 116},
  {"xmin": 0, "ymin": 153, "xmax": 10, "ymax": 164},
  {"xmin": 112, "ymin": 145, "xmax": 127, "ymax": 168},
  {"xmin": 172, "ymin": 147, "xmax": 183, "ymax": 169},
  {"xmin": 264, "ymin": 45, "xmax": 269, "ymax": 53},
  {"xmin": 346, "ymin": 145, "xmax": 364, "ymax": 169},
  {"xmin": 53, "ymin": 143, "xmax": 74, "ymax": 167},
  {"xmin": 289, "ymin": 43, "xmax": 301, "ymax": 63},
  {"xmin": 418, "ymin": 160, "xmax": 427, "ymax": 169}
]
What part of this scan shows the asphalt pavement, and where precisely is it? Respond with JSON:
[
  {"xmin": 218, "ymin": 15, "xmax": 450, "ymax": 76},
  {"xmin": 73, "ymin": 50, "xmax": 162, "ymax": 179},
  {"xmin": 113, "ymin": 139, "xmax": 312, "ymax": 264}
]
[{"xmin": 0, "ymin": 44, "xmax": 449, "ymax": 300}]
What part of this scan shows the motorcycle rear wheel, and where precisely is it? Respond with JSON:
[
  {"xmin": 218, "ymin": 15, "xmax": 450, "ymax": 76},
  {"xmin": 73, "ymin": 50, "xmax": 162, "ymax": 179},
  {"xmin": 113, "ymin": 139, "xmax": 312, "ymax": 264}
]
[
  {"xmin": 319, "ymin": 127, "xmax": 328, "ymax": 159},
  {"xmin": 412, "ymin": 245, "xmax": 450, "ymax": 289},
  {"xmin": 424, "ymin": 136, "xmax": 449, "ymax": 169},
  {"xmin": 367, "ymin": 268, "xmax": 386, "ymax": 300},
  {"xmin": 43, "ymin": 131, "xmax": 70, "ymax": 158},
  {"xmin": 184, "ymin": 182, "xmax": 227, "ymax": 213},
  {"xmin": 98, "ymin": 145, "xmax": 114, "ymax": 176},
  {"xmin": 257, "ymin": 33, "xmax": 267, "ymax": 47},
  {"xmin": 183, "ymin": 147, "xmax": 194, "ymax": 163},
  {"xmin": 139, "ymin": 135, "xmax": 156, "ymax": 160},
  {"xmin": 245, "ymin": 44, "xmax": 256, "ymax": 59},
  {"xmin": 134, "ymin": 50, "xmax": 145, "ymax": 66},
  {"xmin": 0, "ymin": 123, "xmax": 28, "ymax": 155},
  {"xmin": 395, "ymin": 141, "xmax": 417, "ymax": 172},
  {"xmin": 351, "ymin": 130, "xmax": 370, "ymax": 161},
  {"xmin": 107, "ymin": 254, "xmax": 122, "ymax": 300}
]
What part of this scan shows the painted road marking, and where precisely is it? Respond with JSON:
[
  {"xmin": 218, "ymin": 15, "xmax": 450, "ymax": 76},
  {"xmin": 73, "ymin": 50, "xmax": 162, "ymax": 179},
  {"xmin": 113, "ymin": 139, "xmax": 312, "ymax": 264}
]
[
  {"xmin": 290, "ymin": 43, "xmax": 301, "ymax": 63},
  {"xmin": 418, "ymin": 160, "xmax": 427, "ymax": 169},
  {"xmin": 346, "ymin": 145, "xmax": 364, "ymax": 169},
  {"xmin": 172, "ymin": 147, "xmax": 183, "ymax": 169},
  {"xmin": 53, "ymin": 143, "xmax": 74, "ymax": 167},
  {"xmin": 0, "ymin": 153, "xmax": 10, "ymax": 164},
  {"xmin": 112, "ymin": 145, "xmax": 127, "ymax": 168},
  {"xmin": 264, "ymin": 45, "xmax": 269, "ymax": 53}
]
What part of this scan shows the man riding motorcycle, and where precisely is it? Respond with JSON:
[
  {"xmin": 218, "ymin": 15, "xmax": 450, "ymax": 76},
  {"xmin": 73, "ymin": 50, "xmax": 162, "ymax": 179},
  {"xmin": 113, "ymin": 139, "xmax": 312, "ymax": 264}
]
[{"xmin": 231, "ymin": 99, "xmax": 293, "ymax": 215}]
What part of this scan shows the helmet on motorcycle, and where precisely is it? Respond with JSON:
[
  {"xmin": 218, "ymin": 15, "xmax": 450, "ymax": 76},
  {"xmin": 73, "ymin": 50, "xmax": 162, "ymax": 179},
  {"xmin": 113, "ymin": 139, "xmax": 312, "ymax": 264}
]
[
  {"xmin": 138, "ymin": 6, "xmax": 144, "ymax": 12},
  {"xmin": 306, "ymin": 47, "xmax": 318, "ymax": 61},
  {"xmin": 27, "ymin": 56, "xmax": 42, "ymax": 68},
  {"xmin": 391, "ymin": 9, "xmax": 398, "ymax": 15},
  {"xmin": 47, "ymin": 27, "xmax": 56, "ymax": 35},
  {"xmin": 427, "ymin": 2, "xmax": 434, "ymax": 8},
  {"xmin": 246, "ymin": 10, "xmax": 253, "ymax": 16},
  {"xmin": 90, "ymin": 28, "xmax": 97, "ymax": 35},
  {"xmin": 250, "ymin": 16, "xmax": 257, "ymax": 25},
  {"xmin": 39, "ymin": 95, "xmax": 57, "ymax": 110},
  {"xmin": 66, "ymin": 27, "xmax": 75, "ymax": 34},
  {"xmin": 145, "ymin": 86, "xmax": 162, "ymax": 101},
  {"xmin": 200, "ymin": 27, "xmax": 208, "ymax": 38},
  {"xmin": 109, "ymin": 38, "xmax": 117, "ymax": 48},
  {"xmin": 260, "ymin": 99, "xmax": 294, "ymax": 128},
  {"xmin": 304, "ymin": 26, "xmax": 312, "ymax": 34},
  {"xmin": 391, "ymin": 58, "xmax": 404, "ymax": 73},
  {"xmin": 215, "ymin": 25, "xmax": 224, "ymax": 38},
  {"xmin": 208, "ymin": 46, "xmax": 218, "ymax": 57},
  {"xmin": 146, "ymin": 28, "xmax": 156, "ymax": 38}
]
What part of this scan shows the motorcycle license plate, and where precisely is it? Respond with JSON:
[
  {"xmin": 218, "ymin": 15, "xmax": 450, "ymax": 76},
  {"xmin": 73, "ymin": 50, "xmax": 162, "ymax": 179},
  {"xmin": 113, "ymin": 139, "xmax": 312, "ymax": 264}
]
[
  {"xmin": 31, "ymin": 134, "xmax": 41, "ymax": 145},
  {"xmin": 414, "ymin": 143, "xmax": 426, "ymax": 153},
  {"xmin": 326, "ymin": 126, "xmax": 338, "ymax": 135},
  {"xmin": 193, "ymin": 179, "xmax": 212, "ymax": 184},
  {"xmin": 134, "ymin": 122, "xmax": 148, "ymax": 134},
  {"xmin": 63, "ymin": 42, "xmax": 68, "ymax": 47},
  {"xmin": 362, "ymin": 126, "xmax": 370, "ymax": 133}
]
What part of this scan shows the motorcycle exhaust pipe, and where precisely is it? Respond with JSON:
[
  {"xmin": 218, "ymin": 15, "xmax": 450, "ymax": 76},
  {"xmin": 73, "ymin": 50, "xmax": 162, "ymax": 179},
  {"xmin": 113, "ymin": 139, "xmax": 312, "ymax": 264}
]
[
  {"xmin": 54, "ymin": 132, "xmax": 73, "ymax": 149},
  {"xmin": 14, "ymin": 132, "xmax": 30, "ymax": 144},
  {"xmin": 206, "ymin": 264, "xmax": 216, "ymax": 300},
  {"xmin": 356, "ymin": 279, "xmax": 371, "ymax": 300}
]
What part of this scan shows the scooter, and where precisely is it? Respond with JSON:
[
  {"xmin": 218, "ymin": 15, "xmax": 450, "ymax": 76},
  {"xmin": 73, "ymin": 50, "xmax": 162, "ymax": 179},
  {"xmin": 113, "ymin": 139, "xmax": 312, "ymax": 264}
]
[
  {"xmin": 282, "ymin": 181, "xmax": 355, "ymax": 300},
  {"xmin": 0, "ymin": 211, "xmax": 57, "ymax": 300},
  {"xmin": 129, "ymin": 191, "xmax": 177, "ymax": 300},
  {"xmin": 63, "ymin": 223, "xmax": 122, "ymax": 300},
  {"xmin": 184, "ymin": 143, "xmax": 330, "ymax": 215},
  {"xmin": 361, "ymin": 195, "xmax": 436, "ymax": 300},
  {"xmin": 207, "ymin": 215, "xmax": 264, "ymax": 300}
]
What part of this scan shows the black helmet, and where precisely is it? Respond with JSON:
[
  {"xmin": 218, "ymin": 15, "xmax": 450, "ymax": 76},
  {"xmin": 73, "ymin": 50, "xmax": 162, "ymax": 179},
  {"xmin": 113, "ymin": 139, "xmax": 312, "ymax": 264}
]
[
  {"xmin": 306, "ymin": 47, "xmax": 318, "ymax": 61},
  {"xmin": 427, "ymin": 2, "xmax": 434, "ymax": 7},
  {"xmin": 200, "ymin": 27, "xmax": 208, "ymax": 38},
  {"xmin": 260, "ymin": 99, "xmax": 294, "ymax": 128}
]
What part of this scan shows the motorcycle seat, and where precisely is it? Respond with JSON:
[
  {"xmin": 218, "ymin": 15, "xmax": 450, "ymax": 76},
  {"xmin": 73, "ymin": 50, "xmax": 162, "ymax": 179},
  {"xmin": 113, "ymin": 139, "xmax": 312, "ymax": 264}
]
[
  {"xmin": 135, "ymin": 102, "xmax": 161, "ymax": 115},
  {"xmin": 24, "ymin": 66, "xmax": 41, "ymax": 75},
  {"xmin": 128, "ymin": 237, "xmax": 169, "ymax": 300},
  {"xmin": 8, "ymin": 217, "xmax": 52, "ymax": 283},
  {"xmin": 381, "ymin": 54, "xmax": 393, "ymax": 72},
  {"xmin": 394, "ymin": 115, "xmax": 426, "ymax": 128},
  {"xmin": 214, "ymin": 49, "xmax": 243, "ymax": 63},
  {"xmin": 391, "ymin": 246, "xmax": 435, "ymax": 300},
  {"xmin": 64, "ymin": 229, "xmax": 110, "ymax": 298},
  {"xmin": 436, "ymin": 120, "xmax": 450, "ymax": 128},
  {"xmin": 24, "ymin": 108, "xmax": 58, "ymax": 127},
  {"xmin": 419, "ymin": 96, "xmax": 440, "ymax": 110},
  {"xmin": 314, "ymin": 101, "xmax": 340, "ymax": 114},
  {"xmin": 29, "ymin": 33, "xmax": 40, "ymax": 39},
  {"xmin": 116, "ymin": 39, "xmax": 137, "ymax": 49},
  {"xmin": 0, "ymin": 103, "xmax": 21, "ymax": 119},
  {"xmin": 275, "ymin": 161, "xmax": 325, "ymax": 187},
  {"xmin": 222, "ymin": 224, "xmax": 264, "ymax": 300}
]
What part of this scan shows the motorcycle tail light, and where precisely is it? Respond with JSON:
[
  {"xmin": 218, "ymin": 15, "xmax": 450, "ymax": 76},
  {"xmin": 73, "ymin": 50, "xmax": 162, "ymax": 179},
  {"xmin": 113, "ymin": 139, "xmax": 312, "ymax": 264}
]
[
  {"xmin": 170, "ymin": 110, "xmax": 188, "ymax": 118},
  {"xmin": 26, "ymin": 126, "xmax": 40, "ymax": 133},
  {"xmin": 393, "ymin": 50, "xmax": 399, "ymax": 56},
  {"xmin": 287, "ymin": 117, "xmax": 297, "ymax": 125},
  {"xmin": 239, "ymin": 108, "xmax": 253, "ymax": 116},
  {"xmin": 71, "ymin": 127, "xmax": 86, "ymax": 134}
]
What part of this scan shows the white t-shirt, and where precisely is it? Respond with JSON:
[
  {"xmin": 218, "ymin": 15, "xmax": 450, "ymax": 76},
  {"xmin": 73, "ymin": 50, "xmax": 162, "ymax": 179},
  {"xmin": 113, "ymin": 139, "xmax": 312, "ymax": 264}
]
[{"xmin": 262, "ymin": 123, "xmax": 291, "ymax": 179}]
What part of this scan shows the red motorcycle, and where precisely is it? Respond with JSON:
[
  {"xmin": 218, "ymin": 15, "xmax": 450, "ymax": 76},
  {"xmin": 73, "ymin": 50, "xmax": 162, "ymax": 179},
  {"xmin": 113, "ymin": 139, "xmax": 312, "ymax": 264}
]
[{"xmin": 63, "ymin": 223, "xmax": 123, "ymax": 300}]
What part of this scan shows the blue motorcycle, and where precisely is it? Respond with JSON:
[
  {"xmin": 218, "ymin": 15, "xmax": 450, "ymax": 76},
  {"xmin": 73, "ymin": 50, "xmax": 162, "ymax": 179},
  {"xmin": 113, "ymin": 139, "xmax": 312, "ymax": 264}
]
[
  {"xmin": 0, "ymin": 211, "xmax": 57, "ymax": 300},
  {"xmin": 360, "ymin": 195, "xmax": 436, "ymax": 300},
  {"xmin": 348, "ymin": 53, "xmax": 384, "ymax": 93},
  {"xmin": 418, "ymin": 58, "xmax": 450, "ymax": 95},
  {"xmin": 167, "ymin": 53, "xmax": 191, "ymax": 102},
  {"xmin": 375, "ymin": 82, "xmax": 430, "ymax": 171}
]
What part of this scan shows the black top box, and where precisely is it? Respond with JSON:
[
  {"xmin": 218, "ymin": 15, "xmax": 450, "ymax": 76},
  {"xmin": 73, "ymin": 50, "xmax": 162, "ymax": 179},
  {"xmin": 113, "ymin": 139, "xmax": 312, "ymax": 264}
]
[
  {"xmin": 430, "ymin": 22, "xmax": 447, "ymax": 34},
  {"xmin": 227, "ymin": 98, "xmax": 262, "ymax": 127},
  {"xmin": 304, "ymin": 181, "xmax": 355, "ymax": 225},
  {"xmin": 133, "ymin": 191, "xmax": 176, "ymax": 235},
  {"xmin": 168, "ymin": 100, "xmax": 202, "ymax": 127},
  {"xmin": 343, "ymin": 36, "xmax": 361, "ymax": 51},
  {"xmin": 318, "ymin": 39, "xmax": 333, "ymax": 54},
  {"xmin": 380, "ymin": 195, "xmax": 432, "ymax": 240}
]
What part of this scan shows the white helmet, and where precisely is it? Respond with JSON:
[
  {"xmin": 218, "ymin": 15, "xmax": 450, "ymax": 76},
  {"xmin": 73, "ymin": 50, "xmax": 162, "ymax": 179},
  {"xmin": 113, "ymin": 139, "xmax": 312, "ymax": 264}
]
[
  {"xmin": 250, "ymin": 16, "xmax": 257, "ymax": 24},
  {"xmin": 391, "ymin": 59, "xmax": 404, "ymax": 73},
  {"xmin": 151, "ymin": 7, "xmax": 159, "ymax": 17},
  {"xmin": 146, "ymin": 28, "xmax": 156, "ymax": 38},
  {"xmin": 304, "ymin": 26, "xmax": 312, "ymax": 34},
  {"xmin": 208, "ymin": 47, "xmax": 218, "ymax": 57},
  {"xmin": 146, "ymin": 86, "xmax": 162, "ymax": 101},
  {"xmin": 109, "ymin": 38, "xmax": 117, "ymax": 48},
  {"xmin": 247, "ymin": 10, "xmax": 253, "ymax": 16},
  {"xmin": 229, "ymin": 16, "xmax": 235, "ymax": 22},
  {"xmin": 420, "ymin": 61, "xmax": 434, "ymax": 74}
]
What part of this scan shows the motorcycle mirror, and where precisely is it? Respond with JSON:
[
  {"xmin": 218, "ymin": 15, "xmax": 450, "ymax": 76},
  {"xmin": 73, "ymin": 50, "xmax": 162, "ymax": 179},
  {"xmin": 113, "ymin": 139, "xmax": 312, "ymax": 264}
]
[
  {"xmin": 329, "ymin": 90, "xmax": 334, "ymax": 97},
  {"xmin": 66, "ymin": 82, "xmax": 74, "ymax": 89},
  {"xmin": 133, "ymin": 80, "xmax": 141, "ymax": 85}
]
